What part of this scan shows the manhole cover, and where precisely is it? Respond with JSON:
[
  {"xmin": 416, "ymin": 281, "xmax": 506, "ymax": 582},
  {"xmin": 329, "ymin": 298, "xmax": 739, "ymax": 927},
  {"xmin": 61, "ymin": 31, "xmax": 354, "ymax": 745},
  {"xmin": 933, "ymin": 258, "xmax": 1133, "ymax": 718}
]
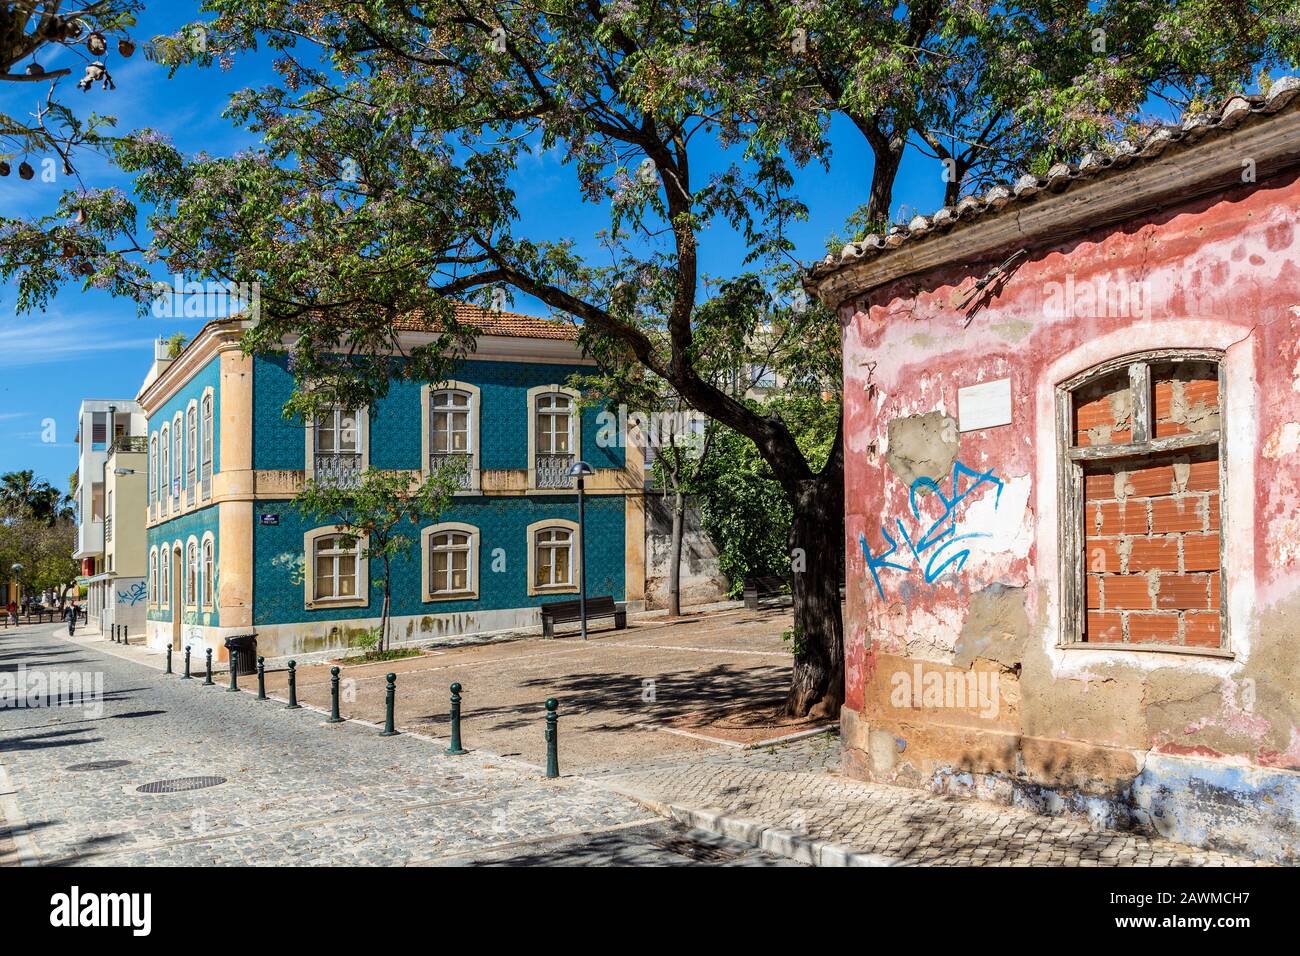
[
  {"xmin": 136, "ymin": 776, "xmax": 227, "ymax": 794},
  {"xmin": 67, "ymin": 760, "xmax": 132, "ymax": 772}
]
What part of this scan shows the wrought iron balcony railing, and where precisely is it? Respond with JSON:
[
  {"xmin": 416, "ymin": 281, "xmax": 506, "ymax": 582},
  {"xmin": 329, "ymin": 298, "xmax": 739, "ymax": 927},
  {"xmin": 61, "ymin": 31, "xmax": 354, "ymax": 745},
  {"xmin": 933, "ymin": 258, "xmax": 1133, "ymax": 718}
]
[
  {"xmin": 535, "ymin": 454, "xmax": 575, "ymax": 489},
  {"xmin": 314, "ymin": 453, "xmax": 364, "ymax": 488},
  {"xmin": 109, "ymin": 435, "xmax": 149, "ymax": 455},
  {"xmin": 429, "ymin": 453, "xmax": 472, "ymax": 489}
]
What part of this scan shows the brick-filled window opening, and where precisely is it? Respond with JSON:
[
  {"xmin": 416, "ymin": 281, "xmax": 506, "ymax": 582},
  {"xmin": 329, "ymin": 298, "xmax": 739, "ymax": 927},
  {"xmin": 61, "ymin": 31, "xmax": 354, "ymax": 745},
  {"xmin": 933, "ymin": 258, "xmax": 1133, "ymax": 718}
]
[{"xmin": 1059, "ymin": 351, "xmax": 1224, "ymax": 650}]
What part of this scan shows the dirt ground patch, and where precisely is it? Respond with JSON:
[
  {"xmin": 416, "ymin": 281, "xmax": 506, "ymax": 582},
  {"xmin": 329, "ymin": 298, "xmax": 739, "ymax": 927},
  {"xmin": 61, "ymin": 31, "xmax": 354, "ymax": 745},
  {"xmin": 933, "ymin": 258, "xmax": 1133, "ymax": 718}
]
[{"xmin": 259, "ymin": 607, "xmax": 796, "ymax": 773}]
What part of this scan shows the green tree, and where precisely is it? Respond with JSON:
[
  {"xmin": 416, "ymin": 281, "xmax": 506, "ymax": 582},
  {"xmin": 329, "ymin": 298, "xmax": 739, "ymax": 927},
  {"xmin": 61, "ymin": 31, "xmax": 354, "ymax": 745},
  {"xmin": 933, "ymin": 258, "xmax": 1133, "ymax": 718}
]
[
  {"xmin": 1, "ymin": 468, "xmax": 72, "ymax": 525},
  {"xmin": 679, "ymin": 390, "xmax": 840, "ymax": 598},
  {"xmin": 295, "ymin": 465, "xmax": 461, "ymax": 654}
]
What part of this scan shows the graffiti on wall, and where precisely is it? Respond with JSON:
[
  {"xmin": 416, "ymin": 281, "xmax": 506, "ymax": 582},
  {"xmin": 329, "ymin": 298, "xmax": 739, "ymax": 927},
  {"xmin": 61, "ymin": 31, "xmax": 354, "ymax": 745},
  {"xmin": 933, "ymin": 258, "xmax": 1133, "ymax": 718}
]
[
  {"xmin": 118, "ymin": 581, "xmax": 148, "ymax": 606},
  {"xmin": 861, "ymin": 461, "xmax": 1004, "ymax": 599}
]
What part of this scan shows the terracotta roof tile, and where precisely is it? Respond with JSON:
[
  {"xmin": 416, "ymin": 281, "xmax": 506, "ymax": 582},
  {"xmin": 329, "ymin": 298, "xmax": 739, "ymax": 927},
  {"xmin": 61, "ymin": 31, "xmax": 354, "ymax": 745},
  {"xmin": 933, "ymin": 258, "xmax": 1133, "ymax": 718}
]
[{"xmin": 393, "ymin": 301, "xmax": 578, "ymax": 340}]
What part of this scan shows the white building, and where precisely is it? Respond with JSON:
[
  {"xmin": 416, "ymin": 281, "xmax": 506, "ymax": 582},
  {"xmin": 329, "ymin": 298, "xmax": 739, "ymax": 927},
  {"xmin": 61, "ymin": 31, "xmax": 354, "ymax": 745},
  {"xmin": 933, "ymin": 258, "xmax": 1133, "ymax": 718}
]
[{"xmin": 73, "ymin": 398, "xmax": 148, "ymax": 635}]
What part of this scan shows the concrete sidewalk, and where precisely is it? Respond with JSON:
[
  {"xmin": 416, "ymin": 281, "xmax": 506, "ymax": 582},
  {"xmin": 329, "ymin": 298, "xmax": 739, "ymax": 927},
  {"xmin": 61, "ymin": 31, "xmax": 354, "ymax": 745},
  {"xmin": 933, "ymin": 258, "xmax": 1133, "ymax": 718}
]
[{"xmin": 593, "ymin": 733, "xmax": 1259, "ymax": 866}]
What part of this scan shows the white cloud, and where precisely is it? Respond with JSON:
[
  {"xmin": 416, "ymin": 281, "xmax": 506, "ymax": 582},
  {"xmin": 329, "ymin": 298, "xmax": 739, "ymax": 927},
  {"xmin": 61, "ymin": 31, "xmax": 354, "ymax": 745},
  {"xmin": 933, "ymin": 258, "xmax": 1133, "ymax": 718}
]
[{"xmin": 0, "ymin": 313, "xmax": 156, "ymax": 369}]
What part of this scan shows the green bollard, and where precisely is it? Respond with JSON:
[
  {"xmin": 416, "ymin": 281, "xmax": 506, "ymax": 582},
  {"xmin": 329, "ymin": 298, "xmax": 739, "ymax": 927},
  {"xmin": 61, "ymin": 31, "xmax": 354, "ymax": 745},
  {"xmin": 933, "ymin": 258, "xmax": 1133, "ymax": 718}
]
[
  {"xmin": 165, "ymin": 644, "xmax": 172, "ymax": 675},
  {"xmin": 181, "ymin": 645, "xmax": 192, "ymax": 680},
  {"xmin": 285, "ymin": 660, "xmax": 301, "ymax": 709},
  {"xmin": 227, "ymin": 649, "xmax": 240, "ymax": 692},
  {"xmin": 445, "ymin": 682, "xmax": 466, "ymax": 755},
  {"xmin": 544, "ymin": 698, "xmax": 559, "ymax": 778},
  {"xmin": 380, "ymin": 673, "xmax": 398, "ymax": 736},
  {"xmin": 203, "ymin": 648, "xmax": 214, "ymax": 686},
  {"xmin": 256, "ymin": 656, "xmax": 267, "ymax": 700},
  {"xmin": 327, "ymin": 666, "xmax": 343, "ymax": 723}
]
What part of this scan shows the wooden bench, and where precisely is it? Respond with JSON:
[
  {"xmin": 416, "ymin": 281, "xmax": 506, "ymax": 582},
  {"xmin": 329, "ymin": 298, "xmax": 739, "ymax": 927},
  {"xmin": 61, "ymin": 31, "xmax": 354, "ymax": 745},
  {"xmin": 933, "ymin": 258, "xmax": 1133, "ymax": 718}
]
[
  {"xmin": 743, "ymin": 575, "xmax": 791, "ymax": 610},
  {"xmin": 541, "ymin": 595, "xmax": 626, "ymax": 638}
]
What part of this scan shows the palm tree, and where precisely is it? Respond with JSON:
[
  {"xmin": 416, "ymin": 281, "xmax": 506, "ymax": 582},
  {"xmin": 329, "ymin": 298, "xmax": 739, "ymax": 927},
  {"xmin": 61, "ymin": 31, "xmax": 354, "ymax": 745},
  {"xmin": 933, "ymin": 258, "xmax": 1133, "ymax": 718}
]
[{"xmin": 0, "ymin": 471, "xmax": 71, "ymax": 526}]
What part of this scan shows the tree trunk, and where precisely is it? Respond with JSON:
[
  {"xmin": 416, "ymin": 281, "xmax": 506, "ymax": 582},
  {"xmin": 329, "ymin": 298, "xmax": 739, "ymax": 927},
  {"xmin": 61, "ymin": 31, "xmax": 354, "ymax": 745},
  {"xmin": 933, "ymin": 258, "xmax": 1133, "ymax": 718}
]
[
  {"xmin": 380, "ymin": 558, "xmax": 391, "ymax": 654},
  {"xmin": 782, "ymin": 437, "xmax": 846, "ymax": 719},
  {"xmin": 668, "ymin": 490, "xmax": 685, "ymax": 617},
  {"xmin": 867, "ymin": 142, "xmax": 903, "ymax": 227}
]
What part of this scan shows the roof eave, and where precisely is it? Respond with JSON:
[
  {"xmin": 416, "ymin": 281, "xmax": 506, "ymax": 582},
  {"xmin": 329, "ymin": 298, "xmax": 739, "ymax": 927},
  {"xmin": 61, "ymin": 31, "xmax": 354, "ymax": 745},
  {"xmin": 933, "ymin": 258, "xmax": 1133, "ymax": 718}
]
[{"xmin": 807, "ymin": 87, "xmax": 1300, "ymax": 312}]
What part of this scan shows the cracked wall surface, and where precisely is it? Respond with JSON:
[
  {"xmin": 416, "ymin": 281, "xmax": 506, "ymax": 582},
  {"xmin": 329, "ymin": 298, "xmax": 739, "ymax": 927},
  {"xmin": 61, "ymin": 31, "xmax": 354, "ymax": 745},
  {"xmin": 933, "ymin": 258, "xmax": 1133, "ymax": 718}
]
[{"xmin": 839, "ymin": 165, "xmax": 1300, "ymax": 862}]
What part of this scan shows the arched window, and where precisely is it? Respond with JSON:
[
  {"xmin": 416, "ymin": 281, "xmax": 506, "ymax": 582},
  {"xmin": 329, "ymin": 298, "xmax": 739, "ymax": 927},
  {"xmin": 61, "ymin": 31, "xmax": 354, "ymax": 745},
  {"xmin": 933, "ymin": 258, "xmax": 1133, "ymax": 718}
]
[
  {"xmin": 159, "ymin": 424, "xmax": 171, "ymax": 513},
  {"xmin": 308, "ymin": 406, "xmax": 366, "ymax": 488},
  {"xmin": 1060, "ymin": 350, "xmax": 1223, "ymax": 650},
  {"xmin": 426, "ymin": 387, "xmax": 479, "ymax": 491},
  {"xmin": 201, "ymin": 536, "xmax": 215, "ymax": 608},
  {"xmin": 160, "ymin": 550, "xmax": 170, "ymax": 610},
  {"xmin": 527, "ymin": 520, "xmax": 580, "ymax": 594},
  {"xmin": 185, "ymin": 403, "xmax": 198, "ymax": 505},
  {"xmin": 312, "ymin": 533, "xmax": 360, "ymax": 602},
  {"xmin": 149, "ymin": 548, "xmax": 158, "ymax": 606},
  {"xmin": 422, "ymin": 523, "xmax": 478, "ymax": 600},
  {"xmin": 171, "ymin": 413, "xmax": 183, "ymax": 503},
  {"xmin": 200, "ymin": 391, "xmax": 214, "ymax": 498},
  {"xmin": 185, "ymin": 539, "xmax": 199, "ymax": 607},
  {"xmin": 149, "ymin": 434, "xmax": 158, "ymax": 509},
  {"xmin": 528, "ymin": 386, "xmax": 580, "ymax": 489}
]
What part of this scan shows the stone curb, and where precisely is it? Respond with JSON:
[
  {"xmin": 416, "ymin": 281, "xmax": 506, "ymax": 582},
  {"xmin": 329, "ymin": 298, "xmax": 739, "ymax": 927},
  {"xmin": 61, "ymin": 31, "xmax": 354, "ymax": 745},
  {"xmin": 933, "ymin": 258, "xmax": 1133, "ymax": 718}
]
[{"xmin": 595, "ymin": 781, "xmax": 904, "ymax": 868}]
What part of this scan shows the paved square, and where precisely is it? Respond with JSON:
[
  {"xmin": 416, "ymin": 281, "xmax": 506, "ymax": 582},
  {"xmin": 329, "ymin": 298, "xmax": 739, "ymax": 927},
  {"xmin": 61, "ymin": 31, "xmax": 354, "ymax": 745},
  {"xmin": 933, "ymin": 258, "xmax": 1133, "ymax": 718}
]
[{"xmin": 258, "ymin": 606, "xmax": 798, "ymax": 772}]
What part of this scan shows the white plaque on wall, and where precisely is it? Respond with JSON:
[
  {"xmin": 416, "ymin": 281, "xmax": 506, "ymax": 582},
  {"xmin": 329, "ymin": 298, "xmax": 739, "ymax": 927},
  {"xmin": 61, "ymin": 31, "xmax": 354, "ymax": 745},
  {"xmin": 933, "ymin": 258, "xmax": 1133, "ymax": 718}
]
[{"xmin": 958, "ymin": 378, "xmax": 1012, "ymax": 432}]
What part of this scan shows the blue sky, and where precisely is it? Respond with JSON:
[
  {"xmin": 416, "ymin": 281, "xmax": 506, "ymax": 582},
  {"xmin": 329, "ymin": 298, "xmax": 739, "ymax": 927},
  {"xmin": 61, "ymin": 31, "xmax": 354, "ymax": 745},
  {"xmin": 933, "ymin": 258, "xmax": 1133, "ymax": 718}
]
[{"xmin": 0, "ymin": 3, "xmax": 951, "ymax": 490}]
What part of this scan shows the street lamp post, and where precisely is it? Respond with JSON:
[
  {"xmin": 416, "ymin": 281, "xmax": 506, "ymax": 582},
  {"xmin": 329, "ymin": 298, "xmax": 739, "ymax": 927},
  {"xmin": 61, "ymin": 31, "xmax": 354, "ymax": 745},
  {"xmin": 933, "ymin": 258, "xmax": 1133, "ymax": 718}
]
[{"xmin": 567, "ymin": 460, "xmax": 595, "ymax": 640}]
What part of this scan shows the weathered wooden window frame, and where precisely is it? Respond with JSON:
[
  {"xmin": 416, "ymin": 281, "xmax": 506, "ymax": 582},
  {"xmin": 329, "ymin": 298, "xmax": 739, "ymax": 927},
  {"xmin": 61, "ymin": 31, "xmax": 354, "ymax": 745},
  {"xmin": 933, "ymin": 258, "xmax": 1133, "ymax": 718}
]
[{"xmin": 1056, "ymin": 348, "xmax": 1229, "ymax": 656}]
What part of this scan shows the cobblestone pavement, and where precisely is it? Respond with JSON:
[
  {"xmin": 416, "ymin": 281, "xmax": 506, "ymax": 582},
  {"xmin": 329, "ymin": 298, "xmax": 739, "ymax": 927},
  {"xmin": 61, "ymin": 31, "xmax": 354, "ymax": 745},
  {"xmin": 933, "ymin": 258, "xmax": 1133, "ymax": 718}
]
[
  {"xmin": 0, "ymin": 624, "xmax": 791, "ymax": 866},
  {"xmin": 596, "ymin": 732, "xmax": 1261, "ymax": 866},
  {"xmin": 3, "ymin": 623, "xmax": 1261, "ymax": 867}
]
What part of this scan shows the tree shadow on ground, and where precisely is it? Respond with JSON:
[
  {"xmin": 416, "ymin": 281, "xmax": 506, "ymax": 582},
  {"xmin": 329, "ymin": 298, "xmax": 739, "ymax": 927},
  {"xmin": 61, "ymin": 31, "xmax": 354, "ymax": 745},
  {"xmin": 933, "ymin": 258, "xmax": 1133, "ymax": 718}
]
[
  {"xmin": 0, "ymin": 727, "xmax": 103, "ymax": 753},
  {"xmin": 411, "ymin": 663, "xmax": 789, "ymax": 734}
]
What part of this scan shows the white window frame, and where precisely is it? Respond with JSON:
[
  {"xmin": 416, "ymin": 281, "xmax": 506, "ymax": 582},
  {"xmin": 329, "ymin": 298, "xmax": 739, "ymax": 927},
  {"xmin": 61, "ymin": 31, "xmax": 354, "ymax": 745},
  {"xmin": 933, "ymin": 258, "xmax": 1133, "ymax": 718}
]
[
  {"xmin": 421, "ymin": 382, "xmax": 480, "ymax": 492},
  {"xmin": 159, "ymin": 424, "xmax": 170, "ymax": 513},
  {"xmin": 185, "ymin": 536, "xmax": 199, "ymax": 609},
  {"xmin": 200, "ymin": 387, "xmax": 214, "ymax": 499},
  {"xmin": 304, "ymin": 405, "xmax": 370, "ymax": 482},
  {"xmin": 149, "ymin": 433, "xmax": 158, "ymax": 508},
  {"xmin": 526, "ymin": 519, "xmax": 580, "ymax": 595},
  {"xmin": 526, "ymin": 385, "xmax": 582, "ymax": 491},
  {"xmin": 185, "ymin": 400, "xmax": 198, "ymax": 498},
  {"xmin": 303, "ymin": 526, "xmax": 369, "ymax": 609},
  {"xmin": 149, "ymin": 547, "xmax": 158, "ymax": 606},
  {"xmin": 201, "ymin": 533, "xmax": 215, "ymax": 609},
  {"xmin": 171, "ymin": 412, "xmax": 184, "ymax": 503},
  {"xmin": 421, "ymin": 522, "xmax": 479, "ymax": 601},
  {"xmin": 160, "ymin": 546, "xmax": 170, "ymax": 610}
]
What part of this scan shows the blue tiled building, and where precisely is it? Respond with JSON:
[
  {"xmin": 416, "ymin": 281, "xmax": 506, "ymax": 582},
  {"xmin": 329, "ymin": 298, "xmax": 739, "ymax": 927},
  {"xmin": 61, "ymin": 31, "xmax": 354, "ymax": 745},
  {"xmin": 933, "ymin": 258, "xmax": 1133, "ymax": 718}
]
[{"xmin": 138, "ymin": 307, "xmax": 646, "ymax": 661}]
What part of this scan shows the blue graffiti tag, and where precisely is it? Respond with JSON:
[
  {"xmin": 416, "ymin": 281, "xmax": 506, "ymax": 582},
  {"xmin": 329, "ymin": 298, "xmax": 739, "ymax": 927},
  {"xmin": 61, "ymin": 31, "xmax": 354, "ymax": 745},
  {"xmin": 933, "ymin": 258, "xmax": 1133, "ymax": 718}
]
[
  {"xmin": 118, "ymin": 581, "xmax": 148, "ymax": 606},
  {"xmin": 860, "ymin": 461, "xmax": 1004, "ymax": 599}
]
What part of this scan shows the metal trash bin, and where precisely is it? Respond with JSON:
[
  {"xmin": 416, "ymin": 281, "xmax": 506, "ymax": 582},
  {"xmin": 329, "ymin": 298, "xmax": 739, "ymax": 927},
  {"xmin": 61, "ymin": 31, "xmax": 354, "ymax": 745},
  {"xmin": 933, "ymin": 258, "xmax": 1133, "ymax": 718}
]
[{"xmin": 224, "ymin": 634, "xmax": 258, "ymax": 675}]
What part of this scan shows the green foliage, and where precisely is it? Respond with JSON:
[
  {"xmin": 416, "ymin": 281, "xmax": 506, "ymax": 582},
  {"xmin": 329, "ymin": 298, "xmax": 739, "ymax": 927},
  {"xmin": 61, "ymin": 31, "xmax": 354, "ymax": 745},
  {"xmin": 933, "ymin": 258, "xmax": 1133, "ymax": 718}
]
[
  {"xmin": 670, "ymin": 392, "xmax": 839, "ymax": 597},
  {"xmin": 0, "ymin": 470, "xmax": 72, "ymax": 526},
  {"xmin": 164, "ymin": 332, "xmax": 188, "ymax": 358},
  {"xmin": 349, "ymin": 625, "xmax": 381, "ymax": 656},
  {"xmin": 295, "ymin": 464, "xmax": 461, "ymax": 650}
]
